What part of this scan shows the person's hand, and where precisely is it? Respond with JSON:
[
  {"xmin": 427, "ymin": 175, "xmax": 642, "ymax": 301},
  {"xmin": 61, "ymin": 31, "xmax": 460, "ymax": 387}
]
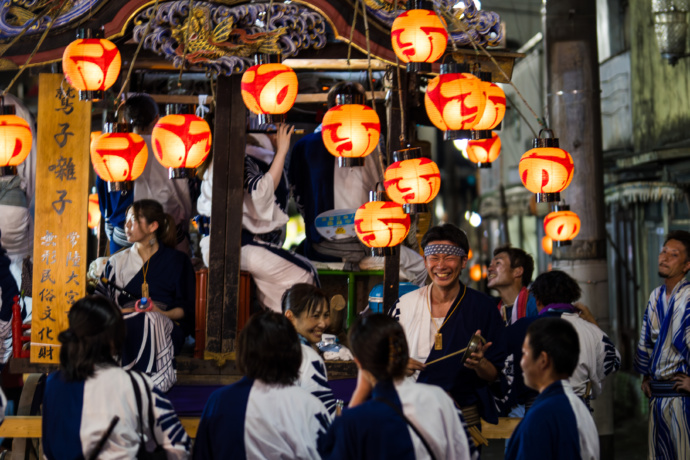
[
  {"xmin": 406, "ymin": 357, "xmax": 425, "ymax": 376},
  {"xmin": 641, "ymin": 375, "xmax": 652, "ymax": 398},
  {"xmin": 672, "ymin": 374, "xmax": 690, "ymax": 393},
  {"xmin": 573, "ymin": 302, "xmax": 598, "ymax": 326},
  {"xmin": 274, "ymin": 123, "xmax": 294, "ymax": 158},
  {"xmin": 464, "ymin": 329, "xmax": 492, "ymax": 371}
]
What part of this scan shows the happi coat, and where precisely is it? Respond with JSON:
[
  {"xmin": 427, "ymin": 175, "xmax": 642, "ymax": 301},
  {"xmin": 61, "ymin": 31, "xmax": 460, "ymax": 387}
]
[
  {"xmin": 42, "ymin": 366, "xmax": 190, "ymax": 459},
  {"xmin": 391, "ymin": 283, "xmax": 506, "ymax": 423},
  {"xmin": 193, "ymin": 377, "xmax": 330, "ymax": 459},
  {"xmin": 298, "ymin": 336, "xmax": 337, "ymax": 417},
  {"xmin": 635, "ymin": 279, "xmax": 690, "ymax": 459},
  {"xmin": 319, "ymin": 378, "xmax": 478, "ymax": 460},
  {"xmin": 505, "ymin": 380, "xmax": 599, "ymax": 460},
  {"xmin": 97, "ymin": 244, "xmax": 195, "ymax": 392}
]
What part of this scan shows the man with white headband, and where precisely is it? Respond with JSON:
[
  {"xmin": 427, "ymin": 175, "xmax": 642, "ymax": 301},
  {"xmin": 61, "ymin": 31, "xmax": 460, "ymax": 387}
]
[{"xmin": 390, "ymin": 223, "xmax": 506, "ymax": 446}]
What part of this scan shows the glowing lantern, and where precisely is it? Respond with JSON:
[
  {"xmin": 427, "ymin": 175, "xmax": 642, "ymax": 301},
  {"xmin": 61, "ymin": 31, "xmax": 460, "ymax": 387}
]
[
  {"xmin": 152, "ymin": 114, "xmax": 212, "ymax": 178},
  {"xmin": 322, "ymin": 104, "xmax": 381, "ymax": 167},
  {"xmin": 468, "ymin": 248, "xmax": 473, "ymax": 260},
  {"xmin": 391, "ymin": 5, "xmax": 448, "ymax": 72},
  {"xmin": 472, "ymin": 81, "xmax": 506, "ymax": 137},
  {"xmin": 425, "ymin": 66, "xmax": 486, "ymax": 140},
  {"xmin": 542, "ymin": 235, "xmax": 553, "ymax": 255},
  {"xmin": 354, "ymin": 197, "xmax": 410, "ymax": 256},
  {"xmin": 62, "ymin": 29, "xmax": 121, "ymax": 101},
  {"xmin": 241, "ymin": 63, "xmax": 298, "ymax": 124},
  {"xmin": 384, "ymin": 147, "xmax": 441, "ymax": 214},
  {"xmin": 544, "ymin": 207, "xmax": 580, "ymax": 246},
  {"xmin": 466, "ymin": 132, "xmax": 501, "ymax": 168},
  {"xmin": 0, "ymin": 110, "xmax": 32, "ymax": 172},
  {"xmin": 91, "ymin": 127, "xmax": 148, "ymax": 191},
  {"xmin": 469, "ymin": 264, "xmax": 482, "ymax": 282},
  {"xmin": 88, "ymin": 193, "xmax": 101, "ymax": 230},
  {"xmin": 519, "ymin": 131, "xmax": 574, "ymax": 202}
]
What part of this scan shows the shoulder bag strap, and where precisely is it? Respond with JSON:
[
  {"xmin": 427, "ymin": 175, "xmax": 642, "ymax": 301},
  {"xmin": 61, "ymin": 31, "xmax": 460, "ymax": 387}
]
[
  {"xmin": 86, "ymin": 415, "xmax": 120, "ymax": 460},
  {"xmin": 374, "ymin": 397, "xmax": 437, "ymax": 460}
]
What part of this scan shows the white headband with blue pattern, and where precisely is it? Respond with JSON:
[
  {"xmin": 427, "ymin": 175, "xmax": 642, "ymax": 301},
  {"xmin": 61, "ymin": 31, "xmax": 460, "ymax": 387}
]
[{"xmin": 424, "ymin": 244, "xmax": 467, "ymax": 258}]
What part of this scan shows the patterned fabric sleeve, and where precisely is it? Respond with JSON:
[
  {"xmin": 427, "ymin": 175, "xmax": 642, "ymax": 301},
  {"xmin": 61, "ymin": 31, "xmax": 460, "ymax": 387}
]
[
  {"xmin": 634, "ymin": 290, "xmax": 658, "ymax": 376},
  {"xmin": 299, "ymin": 345, "xmax": 337, "ymax": 417}
]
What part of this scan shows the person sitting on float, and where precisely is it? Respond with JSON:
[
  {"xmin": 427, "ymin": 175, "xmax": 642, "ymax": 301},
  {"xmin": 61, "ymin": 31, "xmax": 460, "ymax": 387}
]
[{"xmin": 96, "ymin": 199, "xmax": 195, "ymax": 392}]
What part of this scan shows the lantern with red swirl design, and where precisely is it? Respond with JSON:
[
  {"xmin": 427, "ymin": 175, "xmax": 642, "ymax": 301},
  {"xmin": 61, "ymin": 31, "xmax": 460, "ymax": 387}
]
[
  {"xmin": 62, "ymin": 29, "xmax": 121, "ymax": 101},
  {"xmin": 151, "ymin": 114, "xmax": 212, "ymax": 179},
  {"xmin": 425, "ymin": 64, "xmax": 486, "ymax": 140},
  {"xmin": 241, "ymin": 62, "xmax": 298, "ymax": 125},
  {"xmin": 322, "ymin": 104, "xmax": 381, "ymax": 167},
  {"xmin": 355, "ymin": 193, "xmax": 411, "ymax": 256},
  {"xmin": 519, "ymin": 130, "xmax": 574, "ymax": 203},
  {"xmin": 0, "ymin": 106, "xmax": 32, "ymax": 174},
  {"xmin": 88, "ymin": 193, "xmax": 101, "ymax": 230},
  {"xmin": 391, "ymin": 2, "xmax": 448, "ymax": 73},
  {"xmin": 466, "ymin": 132, "xmax": 501, "ymax": 168},
  {"xmin": 384, "ymin": 147, "xmax": 441, "ymax": 214},
  {"xmin": 544, "ymin": 205, "xmax": 580, "ymax": 247},
  {"xmin": 472, "ymin": 80, "xmax": 506, "ymax": 139},
  {"xmin": 90, "ymin": 124, "xmax": 148, "ymax": 191}
]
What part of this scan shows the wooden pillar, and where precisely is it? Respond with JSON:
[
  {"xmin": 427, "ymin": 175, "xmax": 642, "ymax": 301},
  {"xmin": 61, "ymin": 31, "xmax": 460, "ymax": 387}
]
[{"xmin": 206, "ymin": 75, "xmax": 246, "ymax": 354}]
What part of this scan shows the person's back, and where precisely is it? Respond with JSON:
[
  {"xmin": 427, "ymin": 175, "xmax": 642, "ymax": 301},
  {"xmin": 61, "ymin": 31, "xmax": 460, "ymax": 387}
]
[{"xmin": 43, "ymin": 366, "xmax": 190, "ymax": 459}]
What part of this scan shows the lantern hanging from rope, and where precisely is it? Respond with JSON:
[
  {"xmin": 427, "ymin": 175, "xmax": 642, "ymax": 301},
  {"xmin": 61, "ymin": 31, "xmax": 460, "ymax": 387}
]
[
  {"xmin": 151, "ymin": 114, "xmax": 212, "ymax": 179},
  {"xmin": 425, "ymin": 64, "xmax": 486, "ymax": 141},
  {"xmin": 321, "ymin": 86, "xmax": 381, "ymax": 167},
  {"xmin": 544, "ymin": 205, "xmax": 580, "ymax": 246},
  {"xmin": 241, "ymin": 58, "xmax": 298, "ymax": 125},
  {"xmin": 391, "ymin": 1, "xmax": 448, "ymax": 73},
  {"xmin": 519, "ymin": 129, "xmax": 574, "ymax": 203},
  {"xmin": 472, "ymin": 79, "xmax": 506, "ymax": 139},
  {"xmin": 384, "ymin": 147, "xmax": 441, "ymax": 214},
  {"xmin": 466, "ymin": 132, "xmax": 501, "ymax": 168},
  {"xmin": 354, "ymin": 192, "xmax": 411, "ymax": 256},
  {"xmin": 62, "ymin": 29, "xmax": 121, "ymax": 101},
  {"xmin": 90, "ymin": 123, "xmax": 147, "ymax": 192},
  {"xmin": 0, "ymin": 104, "xmax": 32, "ymax": 175}
]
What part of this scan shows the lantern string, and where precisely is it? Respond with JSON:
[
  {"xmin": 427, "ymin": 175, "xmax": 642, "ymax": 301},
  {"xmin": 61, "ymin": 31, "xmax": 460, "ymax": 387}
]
[
  {"xmin": 346, "ymin": 0, "xmax": 360, "ymax": 66},
  {"xmin": 1, "ymin": 0, "xmax": 69, "ymax": 98},
  {"xmin": 358, "ymin": 0, "xmax": 376, "ymax": 114},
  {"xmin": 178, "ymin": 0, "xmax": 194, "ymax": 87},
  {"xmin": 435, "ymin": 3, "xmax": 546, "ymax": 131},
  {"xmin": 116, "ymin": 0, "xmax": 161, "ymax": 106},
  {"xmin": 392, "ymin": 0, "xmax": 406, "ymax": 147}
]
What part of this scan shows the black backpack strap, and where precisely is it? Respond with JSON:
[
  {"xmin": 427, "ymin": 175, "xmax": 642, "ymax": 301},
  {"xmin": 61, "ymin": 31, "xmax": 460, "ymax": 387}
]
[{"xmin": 374, "ymin": 397, "xmax": 437, "ymax": 460}]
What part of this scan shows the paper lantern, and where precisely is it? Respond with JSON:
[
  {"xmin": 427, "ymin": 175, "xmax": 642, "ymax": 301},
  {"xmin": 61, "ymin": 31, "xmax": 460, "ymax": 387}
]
[
  {"xmin": 391, "ymin": 8, "xmax": 448, "ymax": 72},
  {"xmin": 544, "ymin": 210, "xmax": 580, "ymax": 244},
  {"xmin": 152, "ymin": 114, "xmax": 212, "ymax": 178},
  {"xmin": 468, "ymin": 248, "xmax": 473, "ymax": 260},
  {"xmin": 473, "ymin": 82, "xmax": 506, "ymax": 131},
  {"xmin": 62, "ymin": 37, "xmax": 121, "ymax": 100},
  {"xmin": 355, "ymin": 201, "xmax": 410, "ymax": 254},
  {"xmin": 519, "ymin": 133, "xmax": 574, "ymax": 202},
  {"xmin": 469, "ymin": 264, "xmax": 482, "ymax": 282},
  {"xmin": 384, "ymin": 157, "xmax": 441, "ymax": 212},
  {"xmin": 425, "ymin": 72, "xmax": 486, "ymax": 139},
  {"xmin": 542, "ymin": 235, "xmax": 553, "ymax": 255},
  {"xmin": 322, "ymin": 104, "xmax": 381, "ymax": 166},
  {"xmin": 88, "ymin": 193, "xmax": 101, "ymax": 229},
  {"xmin": 90, "ymin": 132, "xmax": 148, "ymax": 188},
  {"xmin": 466, "ymin": 132, "xmax": 501, "ymax": 168},
  {"xmin": 0, "ymin": 115, "xmax": 32, "ymax": 168},
  {"xmin": 241, "ymin": 63, "xmax": 298, "ymax": 116}
]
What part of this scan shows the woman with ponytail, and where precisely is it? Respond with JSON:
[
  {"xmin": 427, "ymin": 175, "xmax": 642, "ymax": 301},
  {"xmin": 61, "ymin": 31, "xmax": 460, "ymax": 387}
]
[
  {"xmin": 42, "ymin": 295, "xmax": 190, "ymax": 459},
  {"xmin": 318, "ymin": 314, "xmax": 477, "ymax": 460},
  {"xmin": 96, "ymin": 199, "xmax": 195, "ymax": 392}
]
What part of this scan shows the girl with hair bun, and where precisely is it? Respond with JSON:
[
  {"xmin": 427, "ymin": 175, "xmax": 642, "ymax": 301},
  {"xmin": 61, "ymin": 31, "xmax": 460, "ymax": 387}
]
[
  {"xmin": 42, "ymin": 295, "xmax": 190, "ymax": 459},
  {"xmin": 96, "ymin": 199, "xmax": 195, "ymax": 392},
  {"xmin": 282, "ymin": 283, "xmax": 337, "ymax": 416},
  {"xmin": 318, "ymin": 314, "xmax": 477, "ymax": 460}
]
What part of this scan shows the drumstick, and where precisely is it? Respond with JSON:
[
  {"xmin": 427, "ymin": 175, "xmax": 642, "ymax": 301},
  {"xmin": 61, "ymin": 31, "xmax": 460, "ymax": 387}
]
[{"xmin": 424, "ymin": 346, "xmax": 469, "ymax": 366}]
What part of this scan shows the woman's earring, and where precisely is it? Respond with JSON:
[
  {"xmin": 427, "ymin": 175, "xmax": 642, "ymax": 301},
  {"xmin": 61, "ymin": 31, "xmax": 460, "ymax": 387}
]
[{"xmin": 149, "ymin": 238, "xmax": 156, "ymax": 246}]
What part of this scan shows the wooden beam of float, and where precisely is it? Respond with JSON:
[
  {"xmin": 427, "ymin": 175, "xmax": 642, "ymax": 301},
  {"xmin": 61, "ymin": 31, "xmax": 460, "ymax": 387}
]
[{"xmin": 31, "ymin": 74, "xmax": 91, "ymax": 363}]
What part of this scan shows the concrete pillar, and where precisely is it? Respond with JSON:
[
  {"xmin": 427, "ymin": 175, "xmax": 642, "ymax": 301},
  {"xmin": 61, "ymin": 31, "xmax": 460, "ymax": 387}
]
[{"xmin": 543, "ymin": 0, "xmax": 613, "ymax": 457}]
